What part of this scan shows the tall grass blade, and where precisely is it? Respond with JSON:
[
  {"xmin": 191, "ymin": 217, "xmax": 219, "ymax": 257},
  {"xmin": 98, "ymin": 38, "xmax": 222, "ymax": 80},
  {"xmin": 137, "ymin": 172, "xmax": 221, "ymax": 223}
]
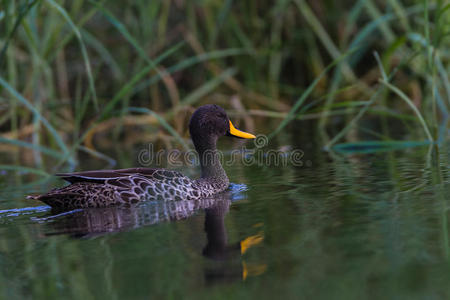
[
  {"xmin": 88, "ymin": 0, "xmax": 154, "ymax": 64},
  {"xmin": 379, "ymin": 79, "xmax": 434, "ymax": 141},
  {"xmin": 0, "ymin": 165, "xmax": 50, "ymax": 177},
  {"xmin": 45, "ymin": 0, "xmax": 98, "ymax": 110},
  {"xmin": 81, "ymin": 29, "xmax": 123, "ymax": 79},
  {"xmin": 294, "ymin": 0, "xmax": 355, "ymax": 80},
  {"xmin": 0, "ymin": 137, "xmax": 64, "ymax": 159},
  {"xmin": 176, "ymin": 68, "xmax": 238, "ymax": 113},
  {"xmin": 50, "ymin": 41, "xmax": 185, "ymax": 169},
  {"xmin": 324, "ymin": 88, "xmax": 384, "ymax": 150},
  {"xmin": 128, "ymin": 107, "xmax": 190, "ymax": 151},
  {"xmin": 0, "ymin": 77, "xmax": 71, "ymax": 159},
  {"xmin": 97, "ymin": 42, "xmax": 185, "ymax": 122},
  {"xmin": 135, "ymin": 48, "xmax": 246, "ymax": 94},
  {"xmin": 0, "ymin": 0, "xmax": 39, "ymax": 68},
  {"xmin": 87, "ymin": 0, "xmax": 167, "ymax": 81},
  {"xmin": 78, "ymin": 145, "xmax": 116, "ymax": 166},
  {"xmin": 268, "ymin": 50, "xmax": 357, "ymax": 139}
]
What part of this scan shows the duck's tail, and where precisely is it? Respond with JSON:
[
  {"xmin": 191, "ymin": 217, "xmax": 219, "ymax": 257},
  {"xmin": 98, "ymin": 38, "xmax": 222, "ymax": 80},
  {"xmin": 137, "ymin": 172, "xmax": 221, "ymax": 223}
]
[{"xmin": 26, "ymin": 195, "xmax": 41, "ymax": 200}]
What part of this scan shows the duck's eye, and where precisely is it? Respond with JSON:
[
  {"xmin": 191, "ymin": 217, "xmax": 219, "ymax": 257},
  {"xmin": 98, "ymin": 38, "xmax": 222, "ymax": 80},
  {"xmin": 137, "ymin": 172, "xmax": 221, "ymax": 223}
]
[{"xmin": 216, "ymin": 113, "xmax": 226, "ymax": 119}]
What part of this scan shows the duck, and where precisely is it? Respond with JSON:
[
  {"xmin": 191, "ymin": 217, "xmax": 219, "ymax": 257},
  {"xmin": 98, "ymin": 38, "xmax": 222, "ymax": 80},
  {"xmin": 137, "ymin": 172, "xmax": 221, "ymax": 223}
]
[{"xmin": 27, "ymin": 104, "xmax": 255, "ymax": 210}]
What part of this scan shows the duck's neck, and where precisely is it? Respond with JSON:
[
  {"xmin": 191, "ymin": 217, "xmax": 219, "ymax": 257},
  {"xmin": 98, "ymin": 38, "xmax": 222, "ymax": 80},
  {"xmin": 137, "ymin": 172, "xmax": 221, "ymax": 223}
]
[{"xmin": 193, "ymin": 136, "xmax": 227, "ymax": 181}]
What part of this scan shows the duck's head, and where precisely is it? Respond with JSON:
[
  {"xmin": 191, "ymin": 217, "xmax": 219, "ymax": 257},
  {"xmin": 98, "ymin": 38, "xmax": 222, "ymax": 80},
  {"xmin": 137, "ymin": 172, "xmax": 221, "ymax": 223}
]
[{"xmin": 189, "ymin": 105, "xmax": 255, "ymax": 149}]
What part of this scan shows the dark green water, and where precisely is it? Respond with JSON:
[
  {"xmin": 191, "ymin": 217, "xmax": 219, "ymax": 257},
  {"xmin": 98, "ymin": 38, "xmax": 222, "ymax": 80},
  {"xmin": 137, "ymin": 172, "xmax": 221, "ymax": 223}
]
[{"xmin": 0, "ymin": 143, "xmax": 449, "ymax": 299}]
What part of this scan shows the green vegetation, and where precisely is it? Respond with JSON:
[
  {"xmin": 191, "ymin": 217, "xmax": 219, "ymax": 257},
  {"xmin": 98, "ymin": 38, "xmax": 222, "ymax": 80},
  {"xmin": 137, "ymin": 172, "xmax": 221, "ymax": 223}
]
[{"xmin": 0, "ymin": 0, "xmax": 449, "ymax": 171}]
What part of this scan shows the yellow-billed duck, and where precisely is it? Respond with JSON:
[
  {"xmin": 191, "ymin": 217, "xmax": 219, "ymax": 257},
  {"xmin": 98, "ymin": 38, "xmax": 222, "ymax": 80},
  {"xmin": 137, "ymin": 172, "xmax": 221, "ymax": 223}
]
[{"xmin": 27, "ymin": 104, "xmax": 255, "ymax": 210}]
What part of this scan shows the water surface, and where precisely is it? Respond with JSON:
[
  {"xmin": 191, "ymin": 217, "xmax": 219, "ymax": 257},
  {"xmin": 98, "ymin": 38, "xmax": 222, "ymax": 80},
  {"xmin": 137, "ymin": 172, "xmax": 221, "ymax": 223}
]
[{"xmin": 0, "ymin": 143, "xmax": 448, "ymax": 299}]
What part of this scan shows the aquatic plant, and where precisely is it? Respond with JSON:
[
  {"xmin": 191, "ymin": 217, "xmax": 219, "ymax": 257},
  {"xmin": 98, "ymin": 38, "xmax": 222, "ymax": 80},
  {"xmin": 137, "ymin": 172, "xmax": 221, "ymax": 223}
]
[{"xmin": 0, "ymin": 0, "xmax": 448, "ymax": 171}]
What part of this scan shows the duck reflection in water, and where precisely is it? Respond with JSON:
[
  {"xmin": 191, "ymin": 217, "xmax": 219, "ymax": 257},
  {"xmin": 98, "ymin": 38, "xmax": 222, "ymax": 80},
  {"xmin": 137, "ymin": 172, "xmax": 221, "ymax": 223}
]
[
  {"xmin": 37, "ymin": 187, "xmax": 265, "ymax": 282},
  {"xmin": 202, "ymin": 198, "xmax": 266, "ymax": 284}
]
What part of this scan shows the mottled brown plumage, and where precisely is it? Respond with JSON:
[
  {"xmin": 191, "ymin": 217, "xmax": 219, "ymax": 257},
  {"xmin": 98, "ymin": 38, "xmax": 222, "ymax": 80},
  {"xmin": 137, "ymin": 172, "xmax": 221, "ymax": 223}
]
[{"xmin": 27, "ymin": 105, "xmax": 255, "ymax": 209}]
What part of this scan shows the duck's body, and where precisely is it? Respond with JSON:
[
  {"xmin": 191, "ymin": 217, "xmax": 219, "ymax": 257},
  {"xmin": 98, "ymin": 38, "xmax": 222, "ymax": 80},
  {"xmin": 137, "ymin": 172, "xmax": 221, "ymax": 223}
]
[
  {"xmin": 33, "ymin": 168, "xmax": 228, "ymax": 210},
  {"xmin": 28, "ymin": 105, "xmax": 255, "ymax": 210}
]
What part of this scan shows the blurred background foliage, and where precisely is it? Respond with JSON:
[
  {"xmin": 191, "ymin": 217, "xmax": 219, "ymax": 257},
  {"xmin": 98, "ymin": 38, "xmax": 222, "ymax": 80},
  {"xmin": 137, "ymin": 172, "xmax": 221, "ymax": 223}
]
[{"xmin": 0, "ymin": 0, "xmax": 449, "ymax": 170}]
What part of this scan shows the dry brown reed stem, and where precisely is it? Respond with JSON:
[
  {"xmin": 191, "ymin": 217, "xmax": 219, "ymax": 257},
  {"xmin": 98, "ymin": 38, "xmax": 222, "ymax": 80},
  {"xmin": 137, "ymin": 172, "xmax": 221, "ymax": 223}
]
[
  {"xmin": 244, "ymin": 109, "xmax": 352, "ymax": 121},
  {"xmin": 2, "ymin": 124, "xmax": 36, "ymax": 140},
  {"xmin": 84, "ymin": 62, "xmax": 183, "ymax": 152},
  {"xmin": 56, "ymin": 50, "xmax": 70, "ymax": 101},
  {"xmin": 157, "ymin": 66, "xmax": 182, "ymax": 132},
  {"xmin": 230, "ymin": 95, "xmax": 254, "ymax": 133},
  {"xmin": 84, "ymin": 115, "xmax": 159, "ymax": 149}
]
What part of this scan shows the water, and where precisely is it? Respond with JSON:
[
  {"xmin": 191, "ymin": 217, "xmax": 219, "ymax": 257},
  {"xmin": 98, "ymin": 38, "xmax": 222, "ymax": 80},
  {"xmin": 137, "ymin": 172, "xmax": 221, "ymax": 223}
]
[{"xmin": 0, "ymin": 144, "xmax": 448, "ymax": 299}]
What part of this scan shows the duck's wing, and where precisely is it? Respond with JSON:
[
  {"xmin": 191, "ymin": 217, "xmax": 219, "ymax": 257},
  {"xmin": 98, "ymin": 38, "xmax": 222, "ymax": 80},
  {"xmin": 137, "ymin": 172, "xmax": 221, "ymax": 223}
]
[{"xmin": 56, "ymin": 168, "xmax": 186, "ymax": 184}]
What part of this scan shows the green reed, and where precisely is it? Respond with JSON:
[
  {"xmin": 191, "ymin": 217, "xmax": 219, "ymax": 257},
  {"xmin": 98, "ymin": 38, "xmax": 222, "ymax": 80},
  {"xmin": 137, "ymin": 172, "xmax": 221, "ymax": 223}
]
[{"xmin": 0, "ymin": 0, "xmax": 449, "ymax": 171}]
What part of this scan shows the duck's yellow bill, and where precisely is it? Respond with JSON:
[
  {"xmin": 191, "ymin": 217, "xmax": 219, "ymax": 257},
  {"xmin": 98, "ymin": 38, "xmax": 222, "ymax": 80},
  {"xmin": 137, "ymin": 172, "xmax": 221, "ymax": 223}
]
[
  {"xmin": 240, "ymin": 232, "xmax": 264, "ymax": 254},
  {"xmin": 228, "ymin": 120, "xmax": 256, "ymax": 139}
]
